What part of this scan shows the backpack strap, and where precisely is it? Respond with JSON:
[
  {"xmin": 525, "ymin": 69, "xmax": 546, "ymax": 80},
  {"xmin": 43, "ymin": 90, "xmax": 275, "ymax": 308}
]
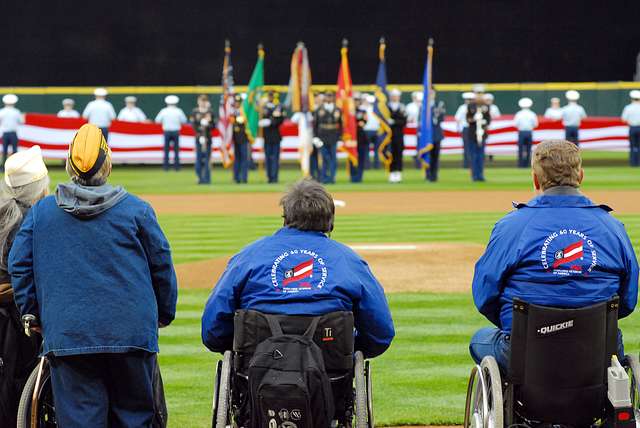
[
  {"xmin": 303, "ymin": 317, "xmax": 321, "ymax": 339},
  {"xmin": 265, "ymin": 315, "xmax": 284, "ymax": 336}
]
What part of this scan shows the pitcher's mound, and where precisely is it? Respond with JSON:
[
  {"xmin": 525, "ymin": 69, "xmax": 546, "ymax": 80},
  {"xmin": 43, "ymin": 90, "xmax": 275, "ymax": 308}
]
[{"xmin": 176, "ymin": 243, "xmax": 482, "ymax": 293}]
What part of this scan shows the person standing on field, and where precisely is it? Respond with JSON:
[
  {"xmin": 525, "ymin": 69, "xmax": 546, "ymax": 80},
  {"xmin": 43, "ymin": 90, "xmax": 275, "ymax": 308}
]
[
  {"xmin": 621, "ymin": 90, "xmax": 640, "ymax": 167},
  {"xmin": 9, "ymin": 124, "xmax": 177, "ymax": 428},
  {"xmin": 82, "ymin": 88, "xmax": 116, "ymax": 140},
  {"xmin": 514, "ymin": 97, "xmax": 538, "ymax": 168},
  {"xmin": 190, "ymin": 94, "xmax": 216, "ymax": 185},
  {"xmin": 561, "ymin": 90, "xmax": 587, "ymax": 145},
  {"xmin": 57, "ymin": 98, "xmax": 80, "ymax": 118},
  {"xmin": 155, "ymin": 95, "xmax": 187, "ymax": 171},
  {"xmin": 117, "ymin": 96, "xmax": 147, "ymax": 123},
  {"xmin": 0, "ymin": 94, "xmax": 24, "ymax": 166}
]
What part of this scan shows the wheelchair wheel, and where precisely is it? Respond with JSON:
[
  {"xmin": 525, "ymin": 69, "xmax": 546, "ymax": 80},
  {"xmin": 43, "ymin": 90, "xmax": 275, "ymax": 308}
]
[
  {"xmin": 626, "ymin": 354, "xmax": 640, "ymax": 416},
  {"xmin": 354, "ymin": 351, "xmax": 372, "ymax": 428},
  {"xmin": 464, "ymin": 357, "xmax": 503, "ymax": 428},
  {"xmin": 17, "ymin": 358, "xmax": 56, "ymax": 428},
  {"xmin": 212, "ymin": 351, "xmax": 232, "ymax": 428}
]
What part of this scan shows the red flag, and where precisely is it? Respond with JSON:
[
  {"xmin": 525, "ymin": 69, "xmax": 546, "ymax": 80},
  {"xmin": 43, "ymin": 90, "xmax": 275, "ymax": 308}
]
[{"xmin": 336, "ymin": 40, "xmax": 358, "ymax": 166}]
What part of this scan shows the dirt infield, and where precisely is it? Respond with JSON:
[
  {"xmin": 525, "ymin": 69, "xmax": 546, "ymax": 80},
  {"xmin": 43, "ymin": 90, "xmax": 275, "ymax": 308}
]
[
  {"xmin": 176, "ymin": 243, "xmax": 483, "ymax": 293},
  {"xmin": 146, "ymin": 190, "xmax": 640, "ymax": 215}
]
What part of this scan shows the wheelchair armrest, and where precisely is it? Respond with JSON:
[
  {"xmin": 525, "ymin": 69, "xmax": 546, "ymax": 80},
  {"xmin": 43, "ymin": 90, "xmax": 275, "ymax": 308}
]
[{"xmin": 607, "ymin": 356, "xmax": 632, "ymax": 408}]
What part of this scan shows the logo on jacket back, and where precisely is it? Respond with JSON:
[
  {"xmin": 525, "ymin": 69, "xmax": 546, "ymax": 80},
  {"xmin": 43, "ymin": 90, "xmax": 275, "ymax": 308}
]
[
  {"xmin": 540, "ymin": 229, "xmax": 597, "ymax": 276},
  {"xmin": 271, "ymin": 249, "xmax": 329, "ymax": 293}
]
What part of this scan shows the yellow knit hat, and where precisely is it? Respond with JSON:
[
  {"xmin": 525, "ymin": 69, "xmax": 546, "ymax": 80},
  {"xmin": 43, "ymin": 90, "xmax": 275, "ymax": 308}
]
[{"xmin": 68, "ymin": 124, "xmax": 110, "ymax": 179}]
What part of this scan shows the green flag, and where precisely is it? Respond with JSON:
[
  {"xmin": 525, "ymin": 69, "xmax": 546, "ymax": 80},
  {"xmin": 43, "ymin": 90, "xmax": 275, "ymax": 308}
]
[{"xmin": 243, "ymin": 45, "xmax": 265, "ymax": 141}]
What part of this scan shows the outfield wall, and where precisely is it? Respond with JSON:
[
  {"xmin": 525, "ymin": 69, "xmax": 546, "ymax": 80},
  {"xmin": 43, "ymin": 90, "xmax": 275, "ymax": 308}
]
[{"xmin": 3, "ymin": 81, "xmax": 640, "ymax": 118}]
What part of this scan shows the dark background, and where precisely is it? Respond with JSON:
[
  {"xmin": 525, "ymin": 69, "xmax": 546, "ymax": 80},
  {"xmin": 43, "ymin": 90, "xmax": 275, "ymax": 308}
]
[{"xmin": 4, "ymin": 1, "xmax": 640, "ymax": 86}]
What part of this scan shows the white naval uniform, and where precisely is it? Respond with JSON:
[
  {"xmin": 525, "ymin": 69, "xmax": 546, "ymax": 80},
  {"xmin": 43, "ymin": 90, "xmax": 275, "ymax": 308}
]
[
  {"xmin": 155, "ymin": 106, "xmax": 188, "ymax": 131},
  {"xmin": 544, "ymin": 107, "xmax": 563, "ymax": 120},
  {"xmin": 489, "ymin": 104, "xmax": 501, "ymax": 119},
  {"xmin": 622, "ymin": 103, "xmax": 640, "ymax": 126},
  {"xmin": 363, "ymin": 105, "xmax": 380, "ymax": 132},
  {"xmin": 561, "ymin": 103, "xmax": 587, "ymax": 127},
  {"xmin": 82, "ymin": 99, "xmax": 116, "ymax": 128},
  {"xmin": 454, "ymin": 104, "xmax": 468, "ymax": 130},
  {"xmin": 57, "ymin": 109, "xmax": 80, "ymax": 118},
  {"xmin": 406, "ymin": 102, "xmax": 421, "ymax": 125},
  {"xmin": 514, "ymin": 109, "xmax": 538, "ymax": 131},
  {"xmin": 117, "ymin": 107, "xmax": 147, "ymax": 122},
  {"xmin": 0, "ymin": 106, "xmax": 23, "ymax": 132}
]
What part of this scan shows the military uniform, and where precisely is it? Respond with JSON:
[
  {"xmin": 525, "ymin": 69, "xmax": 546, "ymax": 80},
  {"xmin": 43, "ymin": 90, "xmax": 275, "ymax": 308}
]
[
  {"xmin": 231, "ymin": 107, "xmax": 250, "ymax": 184},
  {"xmin": 388, "ymin": 102, "xmax": 407, "ymax": 175},
  {"xmin": 190, "ymin": 107, "xmax": 215, "ymax": 184},
  {"xmin": 313, "ymin": 102, "xmax": 342, "ymax": 184},
  {"xmin": 426, "ymin": 101, "xmax": 446, "ymax": 182},
  {"xmin": 349, "ymin": 106, "xmax": 369, "ymax": 183},
  {"xmin": 260, "ymin": 99, "xmax": 285, "ymax": 183},
  {"xmin": 466, "ymin": 102, "xmax": 491, "ymax": 181},
  {"xmin": 621, "ymin": 91, "xmax": 640, "ymax": 167}
]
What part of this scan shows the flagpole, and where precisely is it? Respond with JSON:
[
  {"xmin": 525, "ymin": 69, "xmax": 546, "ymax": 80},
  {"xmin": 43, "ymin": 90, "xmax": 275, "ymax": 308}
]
[{"xmin": 256, "ymin": 42, "xmax": 265, "ymax": 173}]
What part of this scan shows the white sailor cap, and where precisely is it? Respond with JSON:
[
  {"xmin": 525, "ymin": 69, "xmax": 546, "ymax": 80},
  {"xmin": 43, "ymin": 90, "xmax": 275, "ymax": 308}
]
[
  {"xmin": 2, "ymin": 94, "xmax": 18, "ymax": 105},
  {"xmin": 62, "ymin": 98, "xmax": 75, "ymax": 106},
  {"xmin": 565, "ymin": 90, "xmax": 580, "ymax": 101},
  {"xmin": 472, "ymin": 84, "xmax": 486, "ymax": 93},
  {"xmin": 484, "ymin": 93, "xmax": 494, "ymax": 101},
  {"xmin": 124, "ymin": 96, "xmax": 137, "ymax": 103},
  {"xmin": 94, "ymin": 87, "xmax": 108, "ymax": 97},
  {"xmin": 518, "ymin": 97, "xmax": 533, "ymax": 108},
  {"xmin": 629, "ymin": 90, "xmax": 640, "ymax": 100},
  {"xmin": 4, "ymin": 145, "xmax": 48, "ymax": 188},
  {"xmin": 389, "ymin": 88, "xmax": 402, "ymax": 97},
  {"xmin": 462, "ymin": 92, "xmax": 475, "ymax": 100},
  {"xmin": 365, "ymin": 94, "xmax": 376, "ymax": 104},
  {"xmin": 165, "ymin": 95, "xmax": 179, "ymax": 105}
]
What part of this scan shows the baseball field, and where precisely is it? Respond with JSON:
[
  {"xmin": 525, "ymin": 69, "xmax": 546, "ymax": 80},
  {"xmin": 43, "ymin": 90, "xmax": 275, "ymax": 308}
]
[{"xmin": 46, "ymin": 152, "xmax": 640, "ymax": 427}]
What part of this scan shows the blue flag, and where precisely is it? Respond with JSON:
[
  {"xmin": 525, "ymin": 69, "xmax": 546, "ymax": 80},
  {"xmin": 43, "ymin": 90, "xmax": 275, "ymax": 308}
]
[
  {"xmin": 417, "ymin": 42, "xmax": 434, "ymax": 169},
  {"xmin": 373, "ymin": 39, "xmax": 393, "ymax": 168}
]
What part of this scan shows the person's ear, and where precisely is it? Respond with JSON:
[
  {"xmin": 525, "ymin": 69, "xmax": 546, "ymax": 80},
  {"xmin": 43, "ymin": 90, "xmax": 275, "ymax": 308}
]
[
  {"xmin": 532, "ymin": 171, "xmax": 541, "ymax": 191},
  {"xmin": 578, "ymin": 168, "xmax": 584, "ymax": 185}
]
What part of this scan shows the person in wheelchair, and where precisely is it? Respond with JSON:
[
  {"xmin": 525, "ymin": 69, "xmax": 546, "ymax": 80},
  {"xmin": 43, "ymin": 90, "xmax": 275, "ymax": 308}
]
[
  {"xmin": 470, "ymin": 139, "xmax": 638, "ymax": 372},
  {"xmin": 9, "ymin": 124, "xmax": 178, "ymax": 428},
  {"xmin": 0, "ymin": 146, "xmax": 49, "ymax": 427},
  {"xmin": 201, "ymin": 178, "xmax": 394, "ymax": 426}
]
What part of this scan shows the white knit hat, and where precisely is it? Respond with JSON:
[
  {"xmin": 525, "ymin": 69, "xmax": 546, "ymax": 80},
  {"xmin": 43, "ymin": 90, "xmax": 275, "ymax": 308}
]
[
  {"xmin": 4, "ymin": 146, "xmax": 48, "ymax": 188},
  {"xmin": 165, "ymin": 95, "xmax": 179, "ymax": 105}
]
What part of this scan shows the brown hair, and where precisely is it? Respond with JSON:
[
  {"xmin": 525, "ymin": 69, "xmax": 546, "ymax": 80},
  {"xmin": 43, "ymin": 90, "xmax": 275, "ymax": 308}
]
[
  {"xmin": 532, "ymin": 140, "xmax": 582, "ymax": 190},
  {"xmin": 197, "ymin": 94, "xmax": 209, "ymax": 103},
  {"xmin": 280, "ymin": 179, "xmax": 334, "ymax": 233}
]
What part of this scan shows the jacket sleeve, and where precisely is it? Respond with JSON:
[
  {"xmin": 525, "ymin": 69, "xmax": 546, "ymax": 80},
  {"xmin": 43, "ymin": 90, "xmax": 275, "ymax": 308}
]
[
  {"xmin": 472, "ymin": 219, "xmax": 520, "ymax": 327},
  {"xmin": 8, "ymin": 209, "xmax": 39, "ymax": 319},
  {"xmin": 139, "ymin": 204, "xmax": 178, "ymax": 326},
  {"xmin": 617, "ymin": 225, "xmax": 639, "ymax": 319},
  {"xmin": 351, "ymin": 256, "xmax": 395, "ymax": 358},
  {"xmin": 201, "ymin": 252, "xmax": 250, "ymax": 353}
]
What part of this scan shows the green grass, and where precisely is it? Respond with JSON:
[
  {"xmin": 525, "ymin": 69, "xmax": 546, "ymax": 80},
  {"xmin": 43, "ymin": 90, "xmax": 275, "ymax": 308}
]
[
  {"xmin": 43, "ymin": 151, "xmax": 640, "ymax": 195},
  {"xmin": 159, "ymin": 290, "xmax": 640, "ymax": 427}
]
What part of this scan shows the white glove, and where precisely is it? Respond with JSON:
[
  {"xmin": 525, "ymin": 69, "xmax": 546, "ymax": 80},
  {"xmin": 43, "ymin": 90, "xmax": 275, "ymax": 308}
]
[
  {"xmin": 199, "ymin": 136, "xmax": 206, "ymax": 144},
  {"xmin": 388, "ymin": 118, "xmax": 395, "ymax": 125},
  {"xmin": 254, "ymin": 137, "xmax": 265, "ymax": 150},
  {"xmin": 258, "ymin": 119, "xmax": 272, "ymax": 127},
  {"xmin": 291, "ymin": 112, "xmax": 302, "ymax": 124},
  {"xmin": 200, "ymin": 118, "xmax": 210, "ymax": 126},
  {"xmin": 312, "ymin": 137, "xmax": 324, "ymax": 148}
]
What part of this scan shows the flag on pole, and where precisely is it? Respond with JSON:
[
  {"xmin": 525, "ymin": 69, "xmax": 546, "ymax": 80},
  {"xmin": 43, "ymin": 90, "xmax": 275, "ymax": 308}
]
[
  {"xmin": 416, "ymin": 38, "xmax": 435, "ymax": 169},
  {"xmin": 242, "ymin": 44, "xmax": 265, "ymax": 143},
  {"xmin": 285, "ymin": 42, "xmax": 314, "ymax": 176},
  {"xmin": 217, "ymin": 39, "xmax": 234, "ymax": 167},
  {"xmin": 336, "ymin": 39, "xmax": 358, "ymax": 167},
  {"xmin": 373, "ymin": 38, "xmax": 393, "ymax": 170}
]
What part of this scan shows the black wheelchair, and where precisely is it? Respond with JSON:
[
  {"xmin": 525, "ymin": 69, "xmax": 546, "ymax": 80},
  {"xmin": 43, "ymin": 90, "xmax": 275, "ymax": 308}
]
[
  {"xmin": 212, "ymin": 310, "xmax": 374, "ymax": 428},
  {"xmin": 16, "ymin": 314, "xmax": 168, "ymax": 428},
  {"xmin": 464, "ymin": 297, "xmax": 640, "ymax": 428}
]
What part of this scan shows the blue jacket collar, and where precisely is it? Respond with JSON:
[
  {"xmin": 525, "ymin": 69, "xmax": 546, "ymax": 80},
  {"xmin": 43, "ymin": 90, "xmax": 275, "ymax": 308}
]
[
  {"xmin": 512, "ymin": 188, "xmax": 612, "ymax": 211},
  {"xmin": 275, "ymin": 227, "xmax": 327, "ymax": 237}
]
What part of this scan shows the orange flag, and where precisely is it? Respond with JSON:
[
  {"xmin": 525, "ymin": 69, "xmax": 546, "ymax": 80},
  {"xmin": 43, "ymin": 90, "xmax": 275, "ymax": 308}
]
[{"xmin": 337, "ymin": 39, "xmax": 358, "ymax": 167}]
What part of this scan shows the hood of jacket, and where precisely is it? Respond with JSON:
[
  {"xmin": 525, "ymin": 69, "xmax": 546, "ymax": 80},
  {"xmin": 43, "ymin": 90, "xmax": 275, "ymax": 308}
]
[{"xmin": 55, "ymin": 182, "xmax": 128, "ymax": 218}]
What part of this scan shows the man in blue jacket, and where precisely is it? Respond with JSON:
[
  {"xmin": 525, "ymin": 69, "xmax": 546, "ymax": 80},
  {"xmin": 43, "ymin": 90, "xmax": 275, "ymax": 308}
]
[
  {"xmin": 470, "ymin": 139, "xmax": 638, "ymax": 371},
  {"xmin": 201, "ymin": 179, "xmax": 395, "ymax": 359},
  {"xmin": 10, "ymin": 124, "xmax": 178, "ymax": 428}
]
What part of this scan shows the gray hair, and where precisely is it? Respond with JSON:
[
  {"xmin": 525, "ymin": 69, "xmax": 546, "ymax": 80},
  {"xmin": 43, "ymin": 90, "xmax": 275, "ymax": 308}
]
[
  {"xmin": 280, "ymin": 179, "xmax": 335, "ymax": 234},
  {"xmin": 0, "ymin": 177, "xmax": 50, "ymax": 271},
  {"xmin": 65, "ymin": 155, "xmax": 112, "ymax": 186}
]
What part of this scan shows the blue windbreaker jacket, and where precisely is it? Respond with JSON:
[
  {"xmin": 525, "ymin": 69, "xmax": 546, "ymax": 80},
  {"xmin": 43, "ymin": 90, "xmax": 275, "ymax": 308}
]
[
  {"xmin": 201, "ymin": 227, "xmax": 395, "ymax": 358},
  {"xmin": 473, "ymin": 189, "xmax": 638, "ymax": 332}
]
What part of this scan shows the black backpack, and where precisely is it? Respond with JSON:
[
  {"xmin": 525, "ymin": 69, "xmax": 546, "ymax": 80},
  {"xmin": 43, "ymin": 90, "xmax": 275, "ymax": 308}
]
[{"xmin": 248, "ymin": 315, "xmax": 334, "ymax": 428}]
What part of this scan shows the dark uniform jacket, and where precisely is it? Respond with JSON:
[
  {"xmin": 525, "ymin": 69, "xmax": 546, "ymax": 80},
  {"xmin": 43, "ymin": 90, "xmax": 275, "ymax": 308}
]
[
  {"xmin": 261, "ymin": 102, "xmax": 285, "ymax": 143},
  {"xmin": 466, "ymin": 102, "xmax": 491, "ymax": 143},
  {"xmin": 355, "ymin": 107, "xmax": 367, "ymax": 142},
  {"xmin": 313, "ymin": 104, "xmax": 342, "ymax": 145},
  {"xmin": 190, "ymin": 108, "xmax": 216, "ymax": 141},
  {"xmin": 389, "ymin": 103, "xmax": 407, "ymax": 139},
  {"xmin": 432, "ymin": 101, "xmax": 446, "ymax": 142},
  {"xmin": 231, "ymin": 110, "xmax": 249, "ymax": 145}
]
